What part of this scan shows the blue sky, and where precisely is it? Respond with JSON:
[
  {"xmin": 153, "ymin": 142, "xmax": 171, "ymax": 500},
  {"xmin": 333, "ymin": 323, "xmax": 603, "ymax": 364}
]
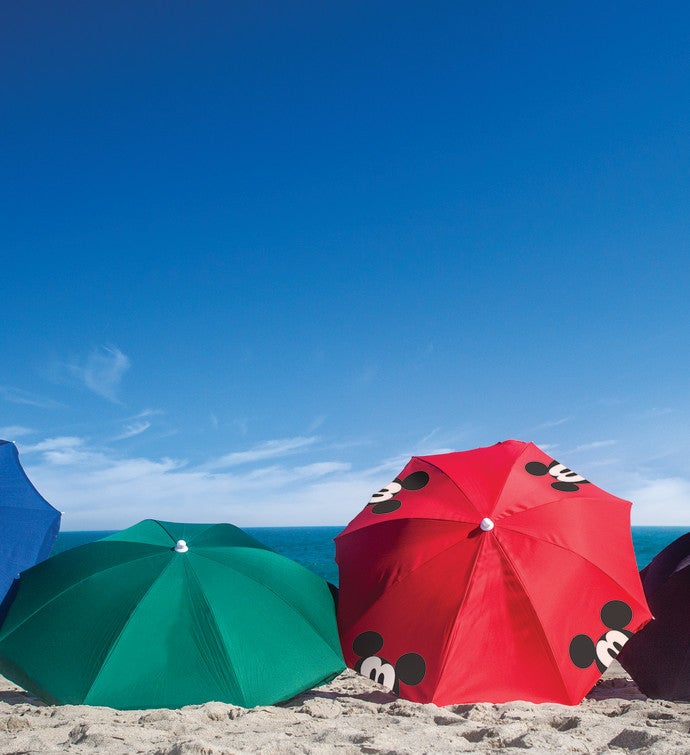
[{"xmin": 2, "ymin": 2, "xmax": 689, "ymax": 529}]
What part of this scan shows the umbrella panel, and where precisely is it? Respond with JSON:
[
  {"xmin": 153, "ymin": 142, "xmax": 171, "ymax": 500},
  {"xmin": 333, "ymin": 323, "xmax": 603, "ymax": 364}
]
[
  {"xmin": 336, "ymin": 518, "xmax": 478, "ymax": 627},
  {"xmin": 0, "ymin": 546, "xmax": 169, "ymax": 705},
  {"xmin": 499, "ymin": 497, "xmax": 647, "ymax": 606}
]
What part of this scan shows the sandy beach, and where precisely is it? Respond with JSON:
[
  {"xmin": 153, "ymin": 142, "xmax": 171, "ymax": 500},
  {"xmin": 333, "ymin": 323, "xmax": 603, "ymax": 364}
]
[{"xmin": 0, "ymin": 662, "xmax": 687, "ymax": 754}]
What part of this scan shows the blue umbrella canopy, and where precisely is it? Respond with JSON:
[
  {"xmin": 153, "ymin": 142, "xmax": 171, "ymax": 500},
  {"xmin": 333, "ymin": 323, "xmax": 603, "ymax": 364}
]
[{"xmin": 0, "ymin": 440, "xmax": 61, "ymax": 604}]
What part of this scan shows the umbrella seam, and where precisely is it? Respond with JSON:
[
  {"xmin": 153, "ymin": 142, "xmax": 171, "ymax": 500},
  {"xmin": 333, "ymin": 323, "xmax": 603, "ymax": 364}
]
[
  {"xmin": 433, "ymin": 535, "xmax": 488, "ymax": 696},
  {"xmin": 336, "ymin": 522, "xmax": 481, "ymax": 630},
  {"xmin": 83, "ymin": 556, "xmax": 182, "ymax": 704},
  {"xmin": 496, "ymin": 525, "xmax": 649, "ymax": 615},
  {"xmin": 153, "ymin": 520, "xmax": 217, "ymax": 544},
  {"xmin": 1, "ymin": 444, "xmax": 55, "ymax": 509},
  {"xmin": 182, "ymin": 557, "xmax": 248, "ymax": 707},
  {"xmin": 184, "ymin": 555, "xmax": 342, "ymax": 705},
  {"xmin": 491, "ymin": 442, "xmax": 536, "ymax": 514},
  {"xmin": 494, "ymin": 494, "xmax": 631, "ymax": 522},
  {"xmin": 490, "ymin": 534, "xmax": 574, "ymax": 704},
  {"xmin": 413, "ymin": 443, "xmax": 530, "ymax": 519},
  {"xmin": 0, "ymin": 549, "xmax": 171, "ymax": 640},
  {"xmin": 411, "ymin": 457, "xmax": 485, "ymax": 519},
  {"xmin": 191, "ymin": 549, "xmax": 343, "ymax": 657},
  {"xmin": 335, "ymin": 515, "xmax": 481, "ymax": 545}
]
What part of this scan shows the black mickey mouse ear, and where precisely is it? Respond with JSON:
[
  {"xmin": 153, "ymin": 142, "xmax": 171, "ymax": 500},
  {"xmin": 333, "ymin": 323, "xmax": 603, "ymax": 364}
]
[
  {"xmin": 569, "ymin": 634, "xmax": 596, "ymax": 668},
  {"xmin": 551, "ymin": 481, "xmax": 581, "ymax": 492},
  {"xmin": 371, "ymin": 500, "xmax": 402, "ymax": 514},
  {"xmin": 352, "ymin": 630, "xmax": 384, "ymax": 657},
  {"xmin": 401, "ymin": 471, "xmax": 430, "ymax": 490},
  {"xmin": 600, "ymin": 600, "xmax": 633, "ymax": 629},
  {"xmin": 525, "ymin": 461, "xmax": 549, "ymax": 476},
  {"xmin": 395, "ymin": 652, "xmax": 426, "ymax": 686}
]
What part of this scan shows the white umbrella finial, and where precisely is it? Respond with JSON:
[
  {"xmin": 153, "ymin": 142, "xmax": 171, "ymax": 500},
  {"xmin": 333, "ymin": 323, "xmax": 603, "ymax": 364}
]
[{"xmin": 174, "ymin": 540, "xmax": 188, "ymax": 553}]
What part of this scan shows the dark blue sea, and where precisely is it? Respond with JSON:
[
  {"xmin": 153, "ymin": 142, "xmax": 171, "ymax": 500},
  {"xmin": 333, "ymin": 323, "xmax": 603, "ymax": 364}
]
[{"xmin": 51, "ymin": 526, "xmax": 687, "ymax": 586}]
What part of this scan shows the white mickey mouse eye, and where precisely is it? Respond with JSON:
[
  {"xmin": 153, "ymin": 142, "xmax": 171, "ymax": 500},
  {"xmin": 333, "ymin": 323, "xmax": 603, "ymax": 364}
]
[
  {"xmin": 548, "ymin": 463, "xmax": 586, "ymax": 484},
  {"xmin": 368, "ymin": 481, "xmax": 402, "ymax": 504},
  {"xmin": 359, "ymin": 656, "xmax": 396, "ymax": 690}
]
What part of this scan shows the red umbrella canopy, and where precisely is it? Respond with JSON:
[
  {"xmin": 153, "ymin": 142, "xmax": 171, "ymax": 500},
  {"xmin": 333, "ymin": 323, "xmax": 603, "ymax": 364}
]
[{"xmin": 335, "ymin": 440, "xmax": 652, "ymax": 705}]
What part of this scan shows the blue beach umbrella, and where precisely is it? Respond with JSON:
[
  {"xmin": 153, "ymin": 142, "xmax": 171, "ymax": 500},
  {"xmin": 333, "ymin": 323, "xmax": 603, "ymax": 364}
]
[{"xmin": 0, "ymin": 440, "xmax": 61, "ymax": 605}]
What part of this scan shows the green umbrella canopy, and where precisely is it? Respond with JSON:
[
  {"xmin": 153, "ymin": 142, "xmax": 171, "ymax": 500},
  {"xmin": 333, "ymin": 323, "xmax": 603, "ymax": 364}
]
[{"xmin": 0, "ymin": 520, "xmax": 344, "ymax": 709}]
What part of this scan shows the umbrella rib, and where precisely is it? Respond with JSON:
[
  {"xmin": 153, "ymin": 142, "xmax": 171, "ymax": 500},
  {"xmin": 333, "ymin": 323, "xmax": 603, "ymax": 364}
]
[
  {"xmin": 335, "ymin": 515, "xmax": 478, "ymax": 544},
  {"xmin": 337, "ymin": 520, "xmax": 482, "ymax": 630},
  {"xmin": 153, "ymin": 520, "xmax": 216, "ymax": 543},
  {"xmin": 83, "ymin": 556, "xmax": 182, "ymax": 704},
  {"xmin": 496, "ymin": 492, "xmax": 629, "ymax": 522},
  {"xmin": 497, "ymin": 525, "xmax": 644, "ymax": 609},
  {"xmin": 490, "ymin": 442, "xmax": 539, "ymax": 513},
  {"xmin": 179, "ymin": 557, "xmax": 247, "ymax": 706},
  {"xmin": 338, "ymin": 517, "xmax": 477, "ymax": 585},
  {"xmin": 192, "ymin": 549, "xmax": 341, "ymax": 655},
  {"xmin": 414, "ymin": 457, "xmax": 485, "ymax": 518},
  {"xmin": 434, "ymin": 535, "xmax": 489, "ymax": 688},
  {"xmin": 0, "ymin": 549, "xmax": 169, "ymax": 640},
  {"xmin": 490, "ymin": 534, "xmax": 573, "ymax": 703}
]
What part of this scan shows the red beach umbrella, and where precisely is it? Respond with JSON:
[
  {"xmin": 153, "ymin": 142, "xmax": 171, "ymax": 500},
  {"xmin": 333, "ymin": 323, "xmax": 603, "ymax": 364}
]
[{"xmin": 335, "ymin": 440, "xmax": 651, "ymax": 705}]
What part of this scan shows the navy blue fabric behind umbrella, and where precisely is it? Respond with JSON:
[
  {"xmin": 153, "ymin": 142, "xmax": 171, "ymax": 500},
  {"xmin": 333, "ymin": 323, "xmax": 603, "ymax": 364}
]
[
  {"xmin": 618, "ymin": 532, "xmax": 690, "ymax": 701},
  {"xmin": 0, "ymin": 440, "xmax": 61, "ymax": 605}
]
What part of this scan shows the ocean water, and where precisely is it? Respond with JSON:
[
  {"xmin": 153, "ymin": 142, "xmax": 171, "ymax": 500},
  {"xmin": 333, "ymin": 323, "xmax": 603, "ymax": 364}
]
[
  {"xmin": 629, "ymin": 526, "xmax": 688, "ymax": 571},
  {"xmin": 51, "ymin": 525, "xmax": 687, "ymax": 586}
]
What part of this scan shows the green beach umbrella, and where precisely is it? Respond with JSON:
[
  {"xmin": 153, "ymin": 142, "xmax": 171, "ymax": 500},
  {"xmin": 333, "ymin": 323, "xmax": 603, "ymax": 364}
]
[{"xmin": 0, "ymin": 520, "xmax": 344, "ymax": 709}]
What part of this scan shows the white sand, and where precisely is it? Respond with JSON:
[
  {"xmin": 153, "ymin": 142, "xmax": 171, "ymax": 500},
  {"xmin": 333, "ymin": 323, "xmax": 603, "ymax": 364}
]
[{"xmin": 0, "ymin": 662, "xmax": 688, "ymax": 754}]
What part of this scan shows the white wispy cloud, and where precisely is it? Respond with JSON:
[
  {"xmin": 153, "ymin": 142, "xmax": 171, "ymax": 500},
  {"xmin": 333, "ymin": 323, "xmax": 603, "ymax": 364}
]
[
  {"xmin": 416, "ymin": 428, "xmax": 443, "ymax": 447},
  {"xmin": 69, "ymin": 346, "xmax": 130, "ymax": 402},
  {"xmin": 17, "ymin": 431, "xmax": 690, "ymax": 531},
  {"xmin": 363, "ymin": 454, "xmax": 416, "ymax": 481},
  {"xmin": 0, "ymin": 425, "xmax": 34, "ymax": 439},
  {"xmin": 22, "ymin": 436, "xmax": 83, "ymax": 453},
  {"xmin": 20, "ymin": 436, "xmax": 88, "ymax": 465},
  {"xmin": 636, "ymin": 407, "xmax": 673, "ymax": 418},
  {"xmin": 570, "ymin": 440, "xmax": 617, "ymax": 454},
  {"xmin": 206, "ymin": 436, "xmax": 319, "ymax": 469},
  {"xmin": 295, "ymin": 461, "xmax": 351, "ymax": 478},
  {"xmin": 112, "ymin": 421, "xmax": 152, "ymax": 441},
  {"xmin": 307, "ymin": 414, "xmax": 327, "ymax": 432},
  {"xmin": 622, "ymin": 476, "xmax": 690, "ymax": 526},
  {"xmin": 110, "ymin": 409, "xmax": 161, "ymax": 441},
  {"xmin": 0, "ymin": 386, "xmax": 63, "ymax": 409},
  {"xmin": 532, "ymin": 417, "xmax": 572, "ymax": 431},
  {"xmin": 19, "ymin": 436, "xmax": 373, "ymax": 530},
  {"xmin": 532, "ymin": 442, "xmax": 560, "ymax": 453}
]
